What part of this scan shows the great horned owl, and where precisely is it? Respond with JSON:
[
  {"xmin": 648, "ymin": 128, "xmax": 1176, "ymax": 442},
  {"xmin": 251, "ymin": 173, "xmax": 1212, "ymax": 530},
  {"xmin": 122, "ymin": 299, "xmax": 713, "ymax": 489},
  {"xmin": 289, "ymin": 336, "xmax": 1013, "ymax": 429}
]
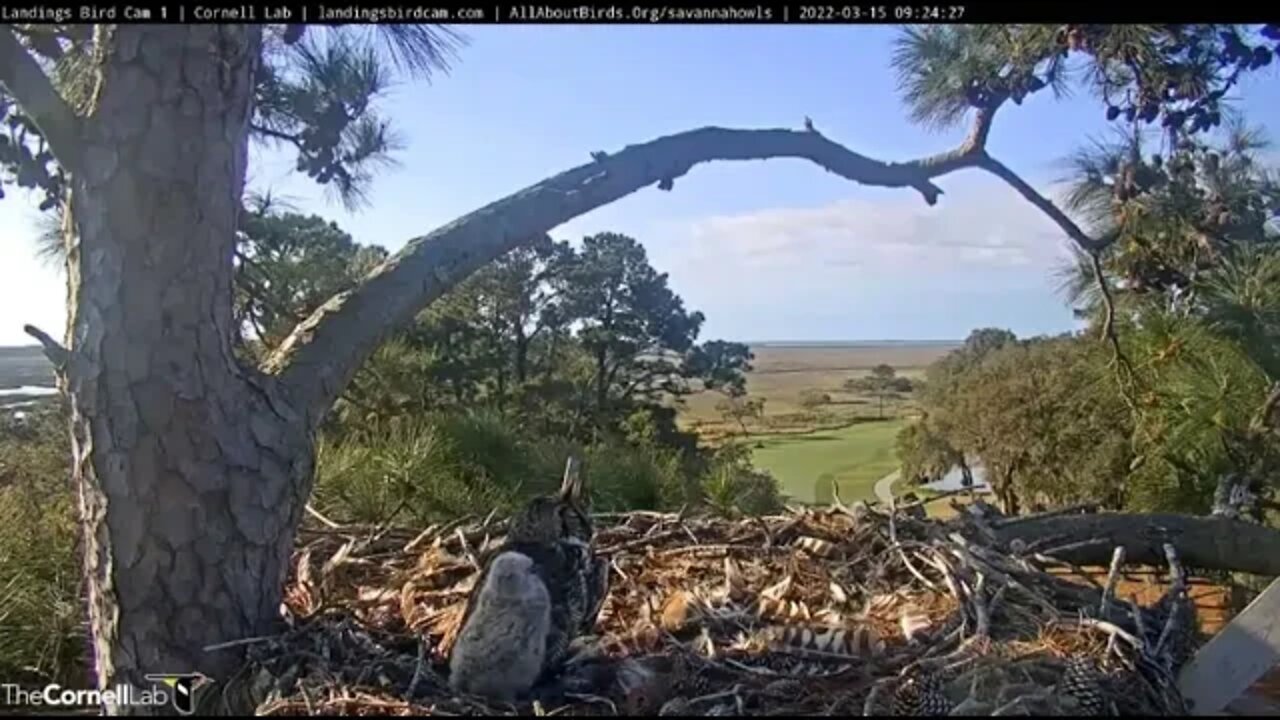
[
  {"xmin": 448, "ymin": 551, "xmax": 551, "ymax": 702},
  {"xmin": 450, "ymin": 458, "xmax": 610, "ymax": 690}
]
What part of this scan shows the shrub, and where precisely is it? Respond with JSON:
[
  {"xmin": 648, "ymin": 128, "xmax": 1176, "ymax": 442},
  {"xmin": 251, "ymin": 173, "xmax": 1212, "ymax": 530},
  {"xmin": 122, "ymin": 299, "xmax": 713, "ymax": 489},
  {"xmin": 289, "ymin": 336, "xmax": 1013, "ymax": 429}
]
[
  {"xmin": 0, "ymin": 402, "xmax": 86, "ymax": 688},
  {"xmin": 584, "ymin": 441, "xmax": 684, "ymax": 512},
  {"xmin": 797, "ymin": 390, "xmax": 832, "ymax": 409},
  {"xmin": 698, "ymin": 443, "xmax": 786, "ymax": 517},
  {"xmin": 312, "ymin": 414, "xmax": 527, "ymax": 526}
]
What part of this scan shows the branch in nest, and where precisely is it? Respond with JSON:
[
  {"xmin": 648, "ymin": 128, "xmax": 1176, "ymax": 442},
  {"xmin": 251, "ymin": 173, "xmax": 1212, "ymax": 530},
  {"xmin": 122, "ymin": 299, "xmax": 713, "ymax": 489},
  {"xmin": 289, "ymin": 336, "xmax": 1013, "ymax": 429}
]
[
  {"xmin": 990, "ymin": 512, "xmax": 1280, "ymax": 577},
  {"xmin": 994, "ymin": 503, "xmax": 1098, "ymax": 528},
  {"xmin": 1153, "ymin": 543, "xmax": 1187, "ymax": 657},
  {"xmin": 1099, "ymin": 546, "xmax": 1126, "ymax": 618}
]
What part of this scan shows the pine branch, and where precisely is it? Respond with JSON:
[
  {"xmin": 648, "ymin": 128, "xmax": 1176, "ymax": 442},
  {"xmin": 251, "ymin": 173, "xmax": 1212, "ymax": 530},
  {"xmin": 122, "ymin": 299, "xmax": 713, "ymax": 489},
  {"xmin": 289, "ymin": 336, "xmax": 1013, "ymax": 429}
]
[
  {"xmin": 974, "ymin": 154, "xmax": 1107, "ymax": 253},
  {"xmin": 0, "ymin": 27, "xmax": 82, "ymax": 173},
  {"xmin": 265, "ymin": 118, "xmax": 1107, "ymax": 427}
]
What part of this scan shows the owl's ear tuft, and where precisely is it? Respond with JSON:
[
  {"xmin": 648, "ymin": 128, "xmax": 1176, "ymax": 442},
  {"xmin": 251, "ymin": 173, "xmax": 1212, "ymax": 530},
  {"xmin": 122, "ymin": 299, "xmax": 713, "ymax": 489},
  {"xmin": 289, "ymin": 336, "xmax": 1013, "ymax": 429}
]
[{"xmin": 559, "ymin": 455, "xmax": 585, "ymax": 506}]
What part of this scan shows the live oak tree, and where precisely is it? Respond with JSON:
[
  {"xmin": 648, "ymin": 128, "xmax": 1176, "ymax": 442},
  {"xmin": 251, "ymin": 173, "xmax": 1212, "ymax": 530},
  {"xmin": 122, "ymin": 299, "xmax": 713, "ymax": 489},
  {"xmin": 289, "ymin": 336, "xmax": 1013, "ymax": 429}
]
[
  {"xmin": 3, "ymin": 21, "xmax": 1280, "ymax": 712},
  {"xmin": 844, "ymin": 363, "xmax": 911, "ymax": 419},
  {"xmin": 716, "ymin": 394, "xmax": 765, "ymax": 439}
]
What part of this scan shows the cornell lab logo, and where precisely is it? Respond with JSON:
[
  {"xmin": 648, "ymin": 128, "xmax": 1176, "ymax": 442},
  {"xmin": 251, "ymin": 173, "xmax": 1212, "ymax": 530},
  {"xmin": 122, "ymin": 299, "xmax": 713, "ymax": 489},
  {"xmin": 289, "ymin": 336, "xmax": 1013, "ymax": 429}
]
[{"xmin": 145, "ymin": 673, "xmax": 212, "ymax": 715}]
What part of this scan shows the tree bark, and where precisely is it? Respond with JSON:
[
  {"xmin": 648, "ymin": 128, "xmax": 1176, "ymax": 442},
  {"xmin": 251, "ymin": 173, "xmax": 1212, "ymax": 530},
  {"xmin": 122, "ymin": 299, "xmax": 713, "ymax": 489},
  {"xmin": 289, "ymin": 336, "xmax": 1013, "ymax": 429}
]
[
  {"xmin": 990, "ymin": 513, "xmax": 1280, "ymax": 577},
  {"xmin": 62, "ymin": 27, "xmax": 311, "ymax": 711}
]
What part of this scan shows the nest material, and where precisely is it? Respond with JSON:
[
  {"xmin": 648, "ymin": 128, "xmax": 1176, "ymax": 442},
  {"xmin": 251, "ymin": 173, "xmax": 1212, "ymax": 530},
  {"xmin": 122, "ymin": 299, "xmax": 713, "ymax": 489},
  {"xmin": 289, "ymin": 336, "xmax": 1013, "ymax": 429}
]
[{"xmin": 212, "ymin": 503, "xmax": 1201, "ymax": 716}]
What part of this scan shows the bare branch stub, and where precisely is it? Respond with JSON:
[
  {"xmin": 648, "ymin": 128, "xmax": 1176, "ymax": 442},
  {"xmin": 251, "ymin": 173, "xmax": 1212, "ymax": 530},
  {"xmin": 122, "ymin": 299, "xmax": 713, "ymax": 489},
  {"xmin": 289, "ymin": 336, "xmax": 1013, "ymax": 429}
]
[
  {"xmin": 0, "ymin": 28, "xmax": 83, "ymax": 173},
  {"xmin": 23, "ymin": 323, "xmax": 68, "ymax": 369}
]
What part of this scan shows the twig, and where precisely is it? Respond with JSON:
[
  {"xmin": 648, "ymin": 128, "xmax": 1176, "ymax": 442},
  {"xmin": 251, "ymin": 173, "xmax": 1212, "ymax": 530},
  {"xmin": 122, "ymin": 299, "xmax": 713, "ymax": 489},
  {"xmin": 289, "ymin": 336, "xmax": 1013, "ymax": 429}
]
[
  {"xmin": 898, "ymin": 545, "xmax": 942, "ymax": 593},
  {"xmin": 972, "ymin": 574, "xmax": 991, "ymax": 638},
  {"xmin": 1076, "ymin": 617, "xmax": 1143, "ymax": 649},
  {"xmin": 863, "ymin": 677, "xmax": 895, "ymax": 716},
  {"xmin": 655, "ymin": 544, "xmax": 794, "ymax": 558},
  {"xmin": 679, "ymin": 521, "xmax": 701, "ymax": 546},
  {"xmin": 1086, "ymin": 247, "xmax": 1141, "ymax": 414},
  {"xmin": 993, "ymin": 503, "xmax": 1098, "ymax": 527},
  {"xmin": 1154, "ymin": 543, "xmax": 1186, "ymax": 657},
  {"xmin": 598, "ymin": 528, "xmax": 686, "ymax": 555},
  {"xmin": 306, "ymin": 504, "xmax": 343, "ymax": 529},
  {"xmin": 1037, "ymin": 537, "xmax": 1111, "ymax": 558},
  {"xmin": 455, "ymin": 528, "xmax": 480, "ymax": 570},
  {"xmin": 202, "ymin": 634, "xmax": 280, "ymax": 653},
  {"xmin": 609, "ymin": 556, "xmax": 630, "ymax": 583},
  {"xmin": 1128, "ymin": 599, "xmax": 1148, "ymax": 648},
  {"xmin": 406, "ymin": 639, "xmax": 426, "ymax": 698},
  {"xmin": 900, "ymin": 488, "xmax": 968, "ymax": 512},
  {"xmin": 687, "ymin": 684, "xmax": 743, "ymax": 707},
  {"xmin": 1027, "ymin": 554, "xmax": 1105, "ymax": 590},
  {"xmin": 991, "ymin": 691, "xmax": 1051, "ymax": 715},
  {"xmin": 1022, "ymin": 533, "xmax": 1070, "ymax": 553},
  {"xmin": 1099, "ymin": 546, "xmax": 1126, "ymax": 618},
  {"xmin": 563, "ymin": 693, "xmax": 617, "ymax": 714},
  {"xmin": 830, "ymin": 478, "xmax": 852, "ymax": 517}
]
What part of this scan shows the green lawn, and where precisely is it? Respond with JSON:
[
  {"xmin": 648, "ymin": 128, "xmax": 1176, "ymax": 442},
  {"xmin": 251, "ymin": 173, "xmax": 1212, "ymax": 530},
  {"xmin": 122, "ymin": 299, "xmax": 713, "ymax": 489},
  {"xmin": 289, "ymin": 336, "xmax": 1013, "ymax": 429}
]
[{"xmin": 749, "ymin": 419, "xmax": 905, "ymax": 504}]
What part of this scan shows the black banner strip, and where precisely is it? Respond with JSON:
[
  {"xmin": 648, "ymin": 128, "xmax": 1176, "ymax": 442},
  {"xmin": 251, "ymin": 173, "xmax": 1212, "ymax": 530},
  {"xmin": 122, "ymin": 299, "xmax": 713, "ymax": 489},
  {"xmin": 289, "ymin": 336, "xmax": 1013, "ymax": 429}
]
[{"xmin": 0, "ymin": 2, "xmax": 1269, "ymax": 25}]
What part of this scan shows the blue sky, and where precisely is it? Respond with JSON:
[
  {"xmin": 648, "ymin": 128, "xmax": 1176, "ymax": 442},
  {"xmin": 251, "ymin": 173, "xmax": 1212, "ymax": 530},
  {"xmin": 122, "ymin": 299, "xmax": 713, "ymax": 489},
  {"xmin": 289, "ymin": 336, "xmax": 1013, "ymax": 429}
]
[{"xmin": 2, "ymin": 25, "xmax": 1278, "ymax": 346}]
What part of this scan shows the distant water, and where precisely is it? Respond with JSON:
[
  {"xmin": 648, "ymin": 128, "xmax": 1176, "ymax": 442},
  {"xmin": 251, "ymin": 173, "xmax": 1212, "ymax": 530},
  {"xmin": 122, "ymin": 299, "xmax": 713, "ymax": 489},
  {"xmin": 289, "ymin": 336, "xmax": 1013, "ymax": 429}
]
[
  {"xmin": 0, "ymin": 385, "xmax": 58, "ymax": 397},
  {"xmin": 922, "ymin": 465, "xmax": 991, "ymax": 493}
]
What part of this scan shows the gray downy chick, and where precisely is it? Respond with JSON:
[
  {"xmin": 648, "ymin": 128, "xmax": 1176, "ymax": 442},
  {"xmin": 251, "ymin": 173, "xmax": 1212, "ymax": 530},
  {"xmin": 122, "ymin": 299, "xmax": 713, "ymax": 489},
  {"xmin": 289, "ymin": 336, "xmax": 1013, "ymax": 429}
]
[
  {"xmin": 456, "ymin": 456, "xmax": 609, "ymax": 681},
  {"xmin": 448, "ymin": 551, "xmax": 552, "ymax": 702}
]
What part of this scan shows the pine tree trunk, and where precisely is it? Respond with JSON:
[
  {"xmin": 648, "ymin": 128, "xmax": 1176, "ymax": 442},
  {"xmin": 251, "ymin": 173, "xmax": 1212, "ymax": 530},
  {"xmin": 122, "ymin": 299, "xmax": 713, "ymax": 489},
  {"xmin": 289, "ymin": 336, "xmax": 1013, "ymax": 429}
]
[{"xmin": 64, "ymin": 27, "xmax": 307, "ymax": 711}]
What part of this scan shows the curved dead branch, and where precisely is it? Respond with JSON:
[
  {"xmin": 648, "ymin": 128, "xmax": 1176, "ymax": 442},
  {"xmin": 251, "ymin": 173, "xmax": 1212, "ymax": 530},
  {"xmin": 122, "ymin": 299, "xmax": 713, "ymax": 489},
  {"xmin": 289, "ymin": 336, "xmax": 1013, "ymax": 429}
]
[
  {"xmin": 0, "ymin": 27, "xmax": 82, "ymax": 173},
  {"xmin": 268, "ymin": 108, "xmax": 1108, "ymax": 428},
  {"xmin": 265, "ymin": 125, "xmax": 957, "ymax": 423},
  {"xmin": 973, "ymin": 155, "xmax": 1103, "ymax": 253}
]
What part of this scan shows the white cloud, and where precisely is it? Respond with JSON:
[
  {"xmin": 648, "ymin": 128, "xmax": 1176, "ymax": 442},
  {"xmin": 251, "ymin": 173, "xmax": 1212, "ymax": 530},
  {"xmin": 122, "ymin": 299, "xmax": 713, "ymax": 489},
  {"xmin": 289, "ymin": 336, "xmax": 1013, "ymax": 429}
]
[{"xmin": 677, "ymin": 177, "xmax": 1079, "ymax": 277}]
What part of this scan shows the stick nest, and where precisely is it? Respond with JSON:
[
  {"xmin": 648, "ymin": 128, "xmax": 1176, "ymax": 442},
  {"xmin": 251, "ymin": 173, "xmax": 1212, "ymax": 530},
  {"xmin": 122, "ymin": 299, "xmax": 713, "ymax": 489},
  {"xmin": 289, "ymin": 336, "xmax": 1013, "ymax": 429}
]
[{"xmin": 212, "ymin": 503, "xmax": 1201, "ymax": 716}]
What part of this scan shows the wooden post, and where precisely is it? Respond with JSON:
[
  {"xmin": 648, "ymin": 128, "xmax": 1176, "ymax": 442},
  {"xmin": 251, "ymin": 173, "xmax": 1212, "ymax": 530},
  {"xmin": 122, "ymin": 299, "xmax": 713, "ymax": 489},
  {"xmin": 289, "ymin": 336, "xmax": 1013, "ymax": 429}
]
[{"xmin": 1178, "ymin": 576, "xmax": 1280, "ymax": 715}]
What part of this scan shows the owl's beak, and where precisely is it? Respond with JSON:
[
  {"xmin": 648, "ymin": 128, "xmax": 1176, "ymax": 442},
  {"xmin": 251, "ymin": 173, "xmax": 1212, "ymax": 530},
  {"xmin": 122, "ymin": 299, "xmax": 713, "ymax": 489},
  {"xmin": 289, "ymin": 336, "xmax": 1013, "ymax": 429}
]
[{"xmin": 560, "ymin": 455, "xmax": 584, "ymax": 505}]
